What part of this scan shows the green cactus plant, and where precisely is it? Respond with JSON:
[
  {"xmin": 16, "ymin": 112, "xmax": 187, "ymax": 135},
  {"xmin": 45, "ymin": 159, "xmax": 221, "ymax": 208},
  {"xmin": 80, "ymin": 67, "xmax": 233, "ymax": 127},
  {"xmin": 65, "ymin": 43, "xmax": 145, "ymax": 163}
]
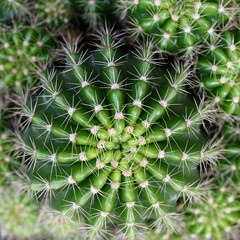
[
  {"xmin": 70, "ymin": 0, "xmax": 116, "ymax": 28},
  {"xmin": 0, "ymin": 83, "xmax": 44, "ymax": 240},
  {"xmin": 115, "ymin": 0, "xmax": 234, "ymax": 56},
  {"xmin": 0, "ymin": 186, "xmax": 44, "ymax": 239},
  {"xmin": 0, "ymin": 127, "xmax": 18, "ymax": 185},
  {"xmin": 16, "ymin": 30, "xmax": 220, "ymax": 239},
  {"xmin": 184, "ymin": 184, "xmax": 240, "ymax": 240},
  {"xmin": 216, "ymin": 121, "xmax": 240, "ymax": 189},
  {"xmin": 0, "ymin": 0, "xmax": 28, "ymax": 21},
  {"xmin": 0, "ymin": 89, "xmax": 17, "ymax": 185},
  {"xmin": 144, "ymin": 228, "xmax": 184, "ymax": 240},
  {"xmin": 182, "ymin": 119, "xmax": 240, "ymax": 240},
  {"xmin": 196, "ymin": 30, "xmax": 240, "ymax": 117},
  {"xmin": 0, "ymin": 22, "xmax": 52, "ymax": 93},
  {"xmin": 32, "ymin": 0, "xmax": 70, "ymax": 29},
  {"xmin": 39, "ymin": 206, "xmax": 81, "ymax": 239}
]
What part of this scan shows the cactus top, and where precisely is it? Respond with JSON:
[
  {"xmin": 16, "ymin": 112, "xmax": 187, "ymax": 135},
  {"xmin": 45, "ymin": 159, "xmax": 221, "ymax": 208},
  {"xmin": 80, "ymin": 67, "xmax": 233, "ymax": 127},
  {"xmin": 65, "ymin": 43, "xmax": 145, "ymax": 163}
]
[{"xmin": 19, "ymin": 32, "xmax": 219, "ymax": 239}]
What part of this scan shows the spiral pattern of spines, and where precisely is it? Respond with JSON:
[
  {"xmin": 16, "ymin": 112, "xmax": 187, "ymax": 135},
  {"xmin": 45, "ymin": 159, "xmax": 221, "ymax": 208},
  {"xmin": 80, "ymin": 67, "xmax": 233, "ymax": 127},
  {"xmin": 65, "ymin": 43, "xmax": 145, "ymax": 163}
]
[{"xmin": 16, "ymin": 30, "xmax": 220, "ymax": 239}]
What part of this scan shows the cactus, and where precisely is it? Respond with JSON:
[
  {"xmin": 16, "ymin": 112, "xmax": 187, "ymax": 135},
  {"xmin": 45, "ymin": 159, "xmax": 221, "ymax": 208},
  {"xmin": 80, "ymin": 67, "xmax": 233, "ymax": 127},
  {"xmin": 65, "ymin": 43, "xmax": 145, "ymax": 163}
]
[
  {"xmin": 196, "ymin": 30, "xmax": 240, "ymax": 117},
  {"xmin": 183, "ymin": 120, "xmax": 240, "ymax": 240},
  {"xmin": 0, "ymin": 0, "xmax": 28, "ymax": 21},
  {"xmin": 217, "ymin": 121, "xmax": 240, "ymax": 189},
  {"xmin": 70, "ymin": 0, "xmax": 116, "ymax": 28},
  {"xmin": 33, "ymin": 0, "xmax": 70, "ymax": 29},
  {"xmin": 0, "ymin": 22, "xmax": 52, "ymax": 93},
  {"xmin": 115, "ymin": 0, "xmax": 234, "ymax": 57},
  {"xmin": 39, "ymin": 206, "xmax": 81, "ymax": 239},
  {"xmin": 0, "ymin": 186, "xmax": 44, "ymax": 239},
  {"xmin": 0, "ymin": 88, "xmax": 17, "ymax": 185},
  {"xmin": 0, "ymin": 127, "xmax": 18, "ymax": 185},
  {"xmin": 0, "ymin": 83, "xmax": 44, "ymax": 239},
  {"xmin": 144, "ymin": 228, "xmax": 184, "ymax": 240},
  {"xmin": 15, "ymin": 30, "xmax": 221, "ymax": 239},
  {"xmin": 184, "ymin": 185, "xmax": 240, "ymax": 240}
]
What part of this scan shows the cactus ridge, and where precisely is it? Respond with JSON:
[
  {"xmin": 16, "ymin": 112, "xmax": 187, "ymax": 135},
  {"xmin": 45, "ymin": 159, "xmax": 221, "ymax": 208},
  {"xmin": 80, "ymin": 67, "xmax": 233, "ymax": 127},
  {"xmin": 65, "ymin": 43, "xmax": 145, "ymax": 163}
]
[{"xmin": 16, "ymin": 30, "xmax": 221, "ymax": 239}]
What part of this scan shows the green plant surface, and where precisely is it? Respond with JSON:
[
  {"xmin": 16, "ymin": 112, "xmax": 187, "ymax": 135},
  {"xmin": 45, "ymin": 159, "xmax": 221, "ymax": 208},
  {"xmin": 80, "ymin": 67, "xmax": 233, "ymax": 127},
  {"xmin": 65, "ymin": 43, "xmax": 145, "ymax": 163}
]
[
  {"xmin": 144, "ymin": 228, "xmax": 184, "ymax": 240},
  {"xmin": 39, "ymin": 206, "xmax": 81, "ymax": 239},
  {"xmin": 0, "ymin": 128, "xmax": 18, "ymax": 185},
  {"xmin": 0, "ymin": 23, "xmax": 52, "ymax": 93},
  {"xmin": 71, "ymin": 0, "xmax": 116, "ymax": 28},
  {"xmin": 196, "ymin": 30, "xmax": 240, "ymax": 117},
  {"xmin": 0, "ymin": 187, "xmax": 44, "ymax": 238},
  {"xmin": 33, "ymin": 0, "xmax": 70, "ymax": 29},
  {"xmin": 0, "ymin": 0, "xmax": 28, "ymax": 21},
  {"xmin": 185, "ymin": 186, "xmax": 240, "ymax": 240},
  {"xmin": 217, "ymin": 121, "xmax": 240, "ymax": 190},
  {"xmin": 16, "ymin": 31, "xmax": 220, "ymax": 239},
  {"xmin": 0, "ymin": 91, "xmax": 19, "ymax": 185},
  {"xmin": 116, "ymin": 0, "xmax": 234, "ymax": 57}
]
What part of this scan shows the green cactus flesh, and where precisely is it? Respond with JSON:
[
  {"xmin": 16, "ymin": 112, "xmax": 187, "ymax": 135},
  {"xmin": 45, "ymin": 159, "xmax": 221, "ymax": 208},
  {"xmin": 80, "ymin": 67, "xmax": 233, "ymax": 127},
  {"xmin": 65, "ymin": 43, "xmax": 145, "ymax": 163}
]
[
  {"xmin": 117, "ymin": 0, "xmax": 233, "ymax": 56},
  {"xmin": 144, "ymin": 228, "xmax": 184, "ymax": 240},
  {"xmin": 197, "ymin": 31, "xmax": 240, "ymax": 116},
  {"xmin": 18, "ymin": 33, "xmax": 219, "ymax": 239},
  {"xmin": 184, "ymin": 121, "xmax": 240, "ymax": 240},
  {"xmin": 0, "ymin": 24, "xmax": 51, "ymax": 93}
]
